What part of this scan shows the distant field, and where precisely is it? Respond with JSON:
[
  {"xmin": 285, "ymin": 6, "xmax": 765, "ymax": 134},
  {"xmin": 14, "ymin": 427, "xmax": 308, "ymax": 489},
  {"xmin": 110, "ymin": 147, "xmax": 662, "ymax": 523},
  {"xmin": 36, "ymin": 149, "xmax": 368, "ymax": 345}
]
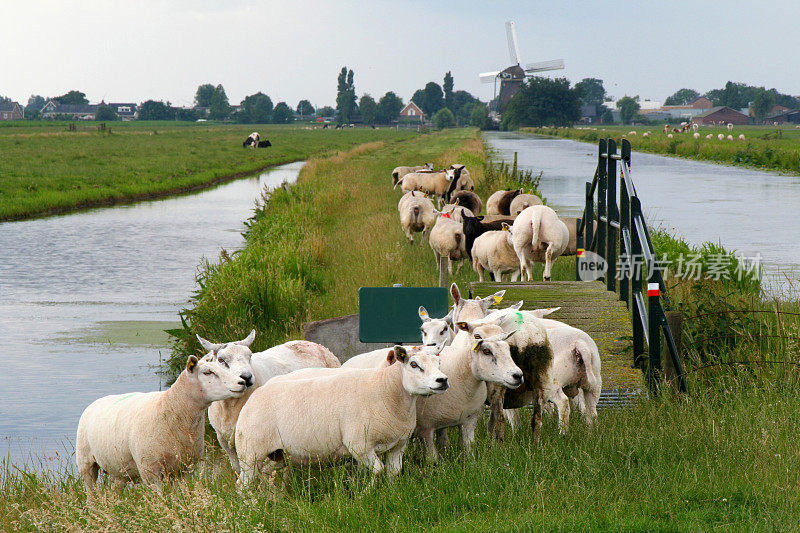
[
  {"xmin": 0, "ymin": 122, "xmax": 411, "ymax": 221},
  {"xmin": 527, "ymin": 124, "xmax": 800, "ymax": 175}
]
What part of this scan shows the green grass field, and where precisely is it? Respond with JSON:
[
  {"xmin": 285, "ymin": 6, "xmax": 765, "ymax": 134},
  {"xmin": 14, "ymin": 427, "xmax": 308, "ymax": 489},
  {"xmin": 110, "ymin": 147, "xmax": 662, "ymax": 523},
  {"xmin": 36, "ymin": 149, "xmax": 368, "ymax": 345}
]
[
  {"xmin": 527, "ymin": 124, "xmax": 800, "ymax": 175},
  {"xmin": 0, "ymin": 121, "xmax": 410, "ymax": 221},
  {"xmin": 3, "ymin": 127, "xmax": 799, "ymax": 530}
]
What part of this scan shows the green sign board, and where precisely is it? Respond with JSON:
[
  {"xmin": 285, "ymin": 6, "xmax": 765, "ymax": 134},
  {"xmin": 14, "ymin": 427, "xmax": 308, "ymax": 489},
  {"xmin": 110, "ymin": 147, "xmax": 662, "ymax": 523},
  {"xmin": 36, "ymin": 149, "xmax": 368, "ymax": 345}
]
[{"xmin": 358, "ymin": 287, "xmax": 449, "ymax": 343}]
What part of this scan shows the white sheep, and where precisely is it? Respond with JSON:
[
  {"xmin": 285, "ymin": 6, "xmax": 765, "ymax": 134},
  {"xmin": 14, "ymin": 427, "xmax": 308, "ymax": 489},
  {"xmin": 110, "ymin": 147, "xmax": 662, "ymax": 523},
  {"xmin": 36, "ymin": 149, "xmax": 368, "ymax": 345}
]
[
  {"xmin": 429, "ymin": 215, "xmax": 468, "ymax": 275},
  {"xmin": 509, "ymin": 192, "xmax": 543, "ymax": 216},
  {"xmin": 395, "ymin": 170, "xmax": 453, "ymax": 208},
  {"xmin": 718, "ymin": 133, "xmax": 725, "ymax": 140},
  {"xmin": 727, "ymin": 134, "xmax": 734, "ymax": 141},
  {"xmin": 199, "ymin": 333, "xmax": 340, "ymax": 474},
  {"xmin": 627, "ymin": 130, "xmax": 637, "ymax": 136},
  {"xmin": 726, "ymin": 123, "xmax": 733, "ymax": 132},
  {"xmin": 235, "ymin": 346, "xmax": 448, "ymax": 483},
  {"xmin": 642, "ymin": 132, "xmax": 651, "ymax": 137},
  {"xmin": 691, "ymin": 123, "xmax": 699, "ymax": 132},
  {"xmin": 510, "ymin": 205, "xmax": 570, "ymax": 281},
  {"xmin": 439, "ymin": 203, "xmax": 475, "ymax": 224},
  {"xmin": 739, "ymin": 134, "xmax": 746, "ymax": 140},
  {"xmin": 693, "ymin": 132, "xmax": 700, "ymax": 139},
  {"xmin": 398, "ymin": 191, "xmax": 437, "ymax": 244},
  {"xmin": 667, "ymin": 133, "xmax": 674, "ymax": 138},
  {"xmin": 706, "ymin": 134, "xmax": 713, "ymax": 139},
  {"xmin": 471, "ymin": 227, "xmax": 520, "ymax": 282},
  {"xmin": 392, "ymin": 163, "xmax": 433, "ymax": 186},
  {"xmin": 76, "ymin": 355, "xmax": 247, "ymax": 490},
  {"xmin": 415, "ymin": 320, "xmax": 521, "ymax": 459}
]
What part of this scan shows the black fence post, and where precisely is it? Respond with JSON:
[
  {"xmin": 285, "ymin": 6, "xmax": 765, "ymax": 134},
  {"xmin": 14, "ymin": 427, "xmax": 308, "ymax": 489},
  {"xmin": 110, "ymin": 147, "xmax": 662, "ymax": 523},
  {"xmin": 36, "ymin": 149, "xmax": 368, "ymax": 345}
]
[
  {"xmin": 631, "ymin": 197, "xmax": 645, "ymax": 366},
  {"xmin": 584, "ymin": 181, "xmax": 594, "ymax": 253},
  {"xmin": 606, "ymin": 139, "xmax": 617, "ymax": 293},
  {"xmin": 597, "ymin": 140, "xmax": 607, "ymax": 279},
  {"xmin": 648, "ymin": 282, "xmax": 662, "ymax": 393},
  {"xmin": 619, "ymin": 140, "xmax": 631, "ymax": 305},
  {"xmin": 575, "ymin": 219, "xmax": 583, "ymax": 281}
]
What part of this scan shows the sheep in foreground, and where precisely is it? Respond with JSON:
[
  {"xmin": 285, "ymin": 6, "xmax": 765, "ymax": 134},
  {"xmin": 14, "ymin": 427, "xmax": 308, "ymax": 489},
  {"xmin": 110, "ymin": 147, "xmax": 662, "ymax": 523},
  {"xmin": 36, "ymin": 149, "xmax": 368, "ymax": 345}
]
[
  {"xmin": 486, "ymin": 189, "xmax": 522, "ymax": 216},
  {"xmin": 243, "ymin": 132, "xmax": 260, "ymax": 148},
  {"xmin": 510, "ymin": 205, "xmax": 570, "ymax": 281},
  {"xmin": 76, "ymin": 355, "xmax": 248, "ymax": 490},
  {"xmin": 449, "ymin": 164, "xmax": 474, "ymax": 193},
  {"xmin": 429, "ymin": 215, "xmax": 468, "ymax": 275},
  {"xmin": 198, "ymin": 333, "xmax": 340, "ymax": 474},
  {"xmin": 415, "ymin": 320, "xmax": 521, "ymax": 459},
  {"xmin": 398, "ymin": 191, "xmax": 437, "ymax": 244},
  {"xmin": 450, "ymin": 190, "xmax": 482, "ymax": 215},
  {"xmin": 392, "ymin": 163, "xmax": 433, "ymax": 186},
  {"xmin": 478, "ymin": 308, "xmax": 601, "ymax": 441},
  {"xmin": 471, "ymin": 226, "xmax": 520, "ymax": 282},
  {"xmin": 509, "ymin": 192, "xmax": 543, "ymax": 216},
  {"xmin": 235, "ymin": 346, "xmax": 448, "ymax": 484},
  {"xmin": 718, "ymin": 133, "xmax": 725, "ymax": 140}
]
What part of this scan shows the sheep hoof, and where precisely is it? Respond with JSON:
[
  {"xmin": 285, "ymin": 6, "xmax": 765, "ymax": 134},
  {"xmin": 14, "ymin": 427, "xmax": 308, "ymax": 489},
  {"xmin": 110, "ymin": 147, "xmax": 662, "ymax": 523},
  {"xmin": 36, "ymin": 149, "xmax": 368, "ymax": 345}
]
[{"xmin": 543, "ymin": 276, "xmax": 551, "ymax": 281}]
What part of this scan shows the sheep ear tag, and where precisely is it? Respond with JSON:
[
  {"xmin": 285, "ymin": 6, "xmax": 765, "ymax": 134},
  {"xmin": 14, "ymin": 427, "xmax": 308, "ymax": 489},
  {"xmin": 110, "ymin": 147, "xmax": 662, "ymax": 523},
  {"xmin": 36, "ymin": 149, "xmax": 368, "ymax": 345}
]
[
  {"xmin": 502, "ymin": 225, "xmax": 509, "ymax": 232},
  {"xmin": 493, "ymin": 295, "xmax": 503, "ymax": 304},
  {"xmin": 472, "ymin": 341, "xmax": 481, "ymax": 352},
  {"xmin": 186, "ymin": 356, "xmax": 198, "ymax": 372}
]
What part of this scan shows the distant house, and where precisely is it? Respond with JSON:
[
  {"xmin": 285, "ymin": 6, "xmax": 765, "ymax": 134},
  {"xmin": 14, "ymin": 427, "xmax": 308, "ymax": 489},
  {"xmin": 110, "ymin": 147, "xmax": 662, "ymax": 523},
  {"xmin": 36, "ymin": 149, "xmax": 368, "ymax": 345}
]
[
  {"xmin": 660, "ymin": 97, "xmax": 714, "ymax": 119},
  {"xmin": 399, "ymin": 101, "xmax": 424, "ymax": 123},
  {"xmin": 107, "ymin": 103, "xmax": 138, "ymax": 120},
  {"xmin": 692, "ymin": 106, "xmax": 750, "ymax": 125},
  {"xmin": 0, "ymin": 101, "xmax": 24, "ymax": 120},
  {"xmin": 40, "ymin": 100, "xmax": 99, "ymax": 120},
  {"xmin": 580, "ymin": 104, "xmax": 597, "ymax": 124},
  {"xmin": 765, "ymin": 109, "xmax": 800, "ymax": 124}
]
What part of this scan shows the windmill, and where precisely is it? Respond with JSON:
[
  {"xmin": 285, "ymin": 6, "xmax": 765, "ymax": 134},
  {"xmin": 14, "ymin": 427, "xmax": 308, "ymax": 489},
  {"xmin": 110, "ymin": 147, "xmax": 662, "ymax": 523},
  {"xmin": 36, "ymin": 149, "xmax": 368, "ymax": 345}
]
[{"xmin": 479, "ymin": 21, "xmax": 565, "ymax": 114}]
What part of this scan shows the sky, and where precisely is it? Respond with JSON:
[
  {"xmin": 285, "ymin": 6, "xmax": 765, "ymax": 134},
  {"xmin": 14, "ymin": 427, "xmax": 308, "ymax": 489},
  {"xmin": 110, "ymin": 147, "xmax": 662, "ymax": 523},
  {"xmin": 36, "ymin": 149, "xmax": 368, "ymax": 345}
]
[{"xmin": 2, "ymin": 1, "xmax": 799, "ymax": 108}]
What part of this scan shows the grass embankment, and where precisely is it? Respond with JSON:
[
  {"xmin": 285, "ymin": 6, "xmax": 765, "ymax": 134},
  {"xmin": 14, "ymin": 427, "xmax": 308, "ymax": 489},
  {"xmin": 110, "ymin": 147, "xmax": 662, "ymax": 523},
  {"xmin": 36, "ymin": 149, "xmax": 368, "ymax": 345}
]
[
  {"xmin": 4, "ymin": 129, "xmax": 800, "ymax": 529},
  {"xmin": 0, "ymin": 122, "xmax": 406, "ymax": 221},
  {"xmin": 527, "ymin": 125, "xmax": 800, "ymax": 175}
]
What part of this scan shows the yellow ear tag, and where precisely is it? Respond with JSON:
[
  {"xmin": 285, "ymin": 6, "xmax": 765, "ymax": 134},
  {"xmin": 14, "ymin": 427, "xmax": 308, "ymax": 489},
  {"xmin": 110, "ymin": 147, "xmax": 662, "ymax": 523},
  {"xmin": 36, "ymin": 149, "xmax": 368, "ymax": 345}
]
[
  {"xmin": 502, "ymin": 226, "xmax": 509, "ymax": 232},
  {"xmin": 493, "ymin": 295, "xmax": 503, "ymax": 304},
  {"xmin": 187, "ymin": 358, "xmax": 197, "ymax": 372},
  {"xmin": 472, "ymin": 342, "xmax": 480, "ymax": 352}
]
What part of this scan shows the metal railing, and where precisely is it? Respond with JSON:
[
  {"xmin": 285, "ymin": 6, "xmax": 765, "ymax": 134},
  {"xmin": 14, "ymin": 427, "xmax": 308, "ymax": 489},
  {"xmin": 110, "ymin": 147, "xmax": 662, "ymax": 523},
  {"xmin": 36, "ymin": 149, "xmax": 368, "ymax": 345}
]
[{"xmin": 576, "ymin": 139, "xmax": 688, "ymax": 393}]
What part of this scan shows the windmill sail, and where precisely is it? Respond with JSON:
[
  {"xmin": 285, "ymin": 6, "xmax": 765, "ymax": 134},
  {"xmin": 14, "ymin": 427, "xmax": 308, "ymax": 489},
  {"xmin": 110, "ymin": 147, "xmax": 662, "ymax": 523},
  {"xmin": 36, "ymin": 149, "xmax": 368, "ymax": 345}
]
[
  {"xmin": 505, "ymin": 21, "xmax": 522, "ymax": 65},
  {"xmin": 525, "ymin": 59, "xmax": 565, "ymax": 73},
  {"xmin": 479, "ymin": 71, "xmax": 501, "ymax": 83}
]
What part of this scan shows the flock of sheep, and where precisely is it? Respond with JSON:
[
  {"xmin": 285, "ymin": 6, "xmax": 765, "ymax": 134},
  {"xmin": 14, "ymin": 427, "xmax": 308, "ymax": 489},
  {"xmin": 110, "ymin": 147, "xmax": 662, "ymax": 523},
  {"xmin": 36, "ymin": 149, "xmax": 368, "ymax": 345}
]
[
  {"xmin": 75, "ymin": 159, "xmax": 601, "ymax": 493},
  {"xmin": 617, "ymin": 122, "xmax": 747, "ymax": 141}
]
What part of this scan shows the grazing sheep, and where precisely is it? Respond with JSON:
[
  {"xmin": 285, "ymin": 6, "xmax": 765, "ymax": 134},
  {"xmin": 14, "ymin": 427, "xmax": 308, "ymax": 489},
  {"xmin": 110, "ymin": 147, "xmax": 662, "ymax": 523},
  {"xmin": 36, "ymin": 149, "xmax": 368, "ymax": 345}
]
[
  {"xmin": 718, "ymin": 133, "xmax": 725, "ymax": 140},
  {"xmin": 462, "ymin": 214, "xmax": 516, "ymax": 260},
  {"xmin": 398, "ymin": 191, "xmax": 437, "ymax": 244},
  {"xmin": 727, "ymin": 134, "xmax": 734, "ymax": 141},
  {"xmin": 727, "ymin": 123, "xmax": 733, "ymax": 132},
  {"xmin": 667, "ymin": 133, "xmax": 674, "ymax": 139},
  {"xmin": 509, "ymin": 193, "xmax": 543, "ymax": 216},
  {"xmin": 510, "ymin": 205, "xmax": 570, "ymax": 281},
  {"xmin": 396, "ymin": 168, "xmax": 463, "ymax": 208},
  {"xmin": 449, "ymin": 164, "xmax": 474, "ymax": 194},
  {"xmin": 243, "ymin": 132, "xmax": 260, "ymax": 148},
  {"xmin": 392, "ymin": 163, "xmax": 434, "ymax": 186},
  {"xmin": 663, "ymin": 124, "xmax": 670, "ymax": 134},
  {"xmin": 486, "ymin": 189, "xmax": 523, "ymax": 216},
  {"xmin": 235, "ymin": 346, "xmax": 448, "ymax": 483},
  {"xmin": 691, "ymin": 123, "xmax": 699, "ymax": 133},
  {"xmin": 471, "ymin": 226, "xmax": 520, "ymax": 282},
  {"xmin": 200, "ymin": 334, "xmax": 341, "ymax": 474},
  {"xmin": 693, "ymin": 132, "xmax": 700, "ymax": 139},
  {"xmin": 739, "ymin": 134, "xmax": 746, "ymax": 140},
  {"xmin": 706, "ymin": 134, "xmax": 713, "ymax": 139},
  {"xmin": 415, "ymin": 320, "xmax": 521, "ymax": 459},
  {"xmin": 642, "ymin": 132, "xmax": 651, "ymax": 137},
  {"xmin": 450, "ymin": 191, "xmax": 482, "ymax": 215},
  {"xmin": 76, "ymin": 355, "xmax": 248, "ymax": 490},
  {"xmin": 429, "ymin": 215, "xmax": 468, "ymax": 275},
  {"xmin": 627, "ymin": 131, "xmax": 637, "ymax": 136}
]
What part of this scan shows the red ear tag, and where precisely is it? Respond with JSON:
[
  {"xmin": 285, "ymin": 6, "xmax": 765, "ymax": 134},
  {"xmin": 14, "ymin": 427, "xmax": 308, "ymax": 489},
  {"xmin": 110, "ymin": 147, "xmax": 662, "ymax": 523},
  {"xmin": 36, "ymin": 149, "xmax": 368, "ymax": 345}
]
[{"xmin": 441, "ymin": 213, "xmax": 451, "ymax": 219}]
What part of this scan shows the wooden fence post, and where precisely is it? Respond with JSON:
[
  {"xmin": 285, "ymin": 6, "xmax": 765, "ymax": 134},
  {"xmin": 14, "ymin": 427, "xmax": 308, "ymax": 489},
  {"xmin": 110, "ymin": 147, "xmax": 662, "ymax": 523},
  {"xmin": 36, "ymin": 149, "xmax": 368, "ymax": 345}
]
[{"xmin": 438, "ymin": 256, "xmax": 448, "ymax": 287}]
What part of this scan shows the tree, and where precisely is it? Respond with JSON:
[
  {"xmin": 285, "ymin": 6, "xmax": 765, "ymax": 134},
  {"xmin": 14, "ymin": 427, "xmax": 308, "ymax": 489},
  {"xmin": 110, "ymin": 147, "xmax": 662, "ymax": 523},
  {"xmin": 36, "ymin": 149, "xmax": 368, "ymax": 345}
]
[
  {"xmin": 443, "ymin": 71, "xmax": 454, "ymax": 109},
  {"xmin": 376, "ymin": 91, "xmax": 404, "ymax": 124},
  {"xmin": 272, "ymin": 102, "xmax": 294, "ymax": 124},
  {"xmin": 751, "ymin": 88, "xmax": 776, "ymax": 122},
  {"xmin": 238, "ymin": 92, "xmax": 273, "ymax": 123},
  {"xmin": 317, "ymin": 105, "xmax": 335, "ymax": 118},
  {"xmin": 450, "ymin": 90, "xmax": 480, "ymax": 125},
  {"xmin": 25, "ymin": 95, "xmax": 45, "ymax": 119},
  {"xmin": 359, "ymin": 94, "xmax": 377, "ymax": 125},
  {"xmin": 664, "ymin": 88, "xmax": 700, "ymax": 106},
  {"xmin": 433, "ymin": 108, "xmax": 456, "ymax": 129},
  {"xmin": 208, "ymin": 84, "xmax": 230, "ymax": 120},
  {"xmin": 174, "ymin": 107, "xmax": 200, "ymax": 121},
  {"xmin": 335, "ymin": 66, "xmax": 357, "ymax": 123},
  {"xmin": 95, "ymin": 105, "xmax": 119, "ymax": 121},
  {"xmin": 55, "ymin": 90, "xmax": 88, "ymax": 105},
  {"xmin": 470, "ymin": 103, "xmax": 491, "ymax": 129},
  {"xmin": 194, "ymin": 84, "xmax": 215, "ymax": 107},
  {"xmin": 617, "ymin": 95, "xmax": 640, "ymax": 124},
  {"xmin": 296, "ymin": 99, "xmax": 314, "ymax": 116},
  {"xmin": 574, "ymin": 78, "xmax": 606, "ymax": 106},
  {"xmin": 500, "ymin": 77, "xmax": 581, "ymax": 130},
  {"xmin": 138, "ymin": 100, "xmax": 173, "ymax": 120},
  {"xmin": 704, "ymin": 88, "xmax": 725, "ymax": 106},
  {"xmin": 722, "ymin": 81, "xmax": 742, "ymax": 109}
]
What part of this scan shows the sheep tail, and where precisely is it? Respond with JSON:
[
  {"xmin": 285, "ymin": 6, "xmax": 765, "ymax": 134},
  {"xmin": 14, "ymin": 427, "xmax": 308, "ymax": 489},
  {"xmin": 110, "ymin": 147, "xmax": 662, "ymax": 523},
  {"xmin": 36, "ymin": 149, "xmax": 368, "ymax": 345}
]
[
  {"xmin": 413, "ymin": 205, "xmax": 420, "ymax": 224},
  {"xmin": 530, "ymin": 212, "xmax": 541, "ymax": 252}
]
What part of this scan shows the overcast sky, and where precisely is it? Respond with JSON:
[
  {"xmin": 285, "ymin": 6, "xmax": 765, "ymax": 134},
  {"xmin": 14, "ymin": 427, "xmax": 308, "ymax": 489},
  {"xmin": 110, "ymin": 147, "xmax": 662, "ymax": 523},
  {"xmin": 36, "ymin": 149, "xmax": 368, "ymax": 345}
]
[{"xmin": 3, "ymin": 1, "xmax": 799, "ymax": 108}]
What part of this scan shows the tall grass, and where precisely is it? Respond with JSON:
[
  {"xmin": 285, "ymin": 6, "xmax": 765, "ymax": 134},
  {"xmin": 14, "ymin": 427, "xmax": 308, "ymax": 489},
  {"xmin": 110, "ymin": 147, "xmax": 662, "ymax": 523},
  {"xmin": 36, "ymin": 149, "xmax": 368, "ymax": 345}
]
[{"xmin": 0, "ymin": 123, "xmax": 409, "ymax": 220}]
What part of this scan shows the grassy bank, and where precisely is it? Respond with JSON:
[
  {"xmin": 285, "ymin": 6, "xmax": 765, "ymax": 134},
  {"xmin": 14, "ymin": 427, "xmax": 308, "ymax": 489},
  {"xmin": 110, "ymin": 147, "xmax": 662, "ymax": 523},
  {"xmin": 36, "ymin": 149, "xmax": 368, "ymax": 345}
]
[
  {"xmin": 0, "ymin": 122, "xmax": 408, "ymax": 221},
  {"xmin": 527, "ymin": 125, "xmax": 800, "ymax": 175}
]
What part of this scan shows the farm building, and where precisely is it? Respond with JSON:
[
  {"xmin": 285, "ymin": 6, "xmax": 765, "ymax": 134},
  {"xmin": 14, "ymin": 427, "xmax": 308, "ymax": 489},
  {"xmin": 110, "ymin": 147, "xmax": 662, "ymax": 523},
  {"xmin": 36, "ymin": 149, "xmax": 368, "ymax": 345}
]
[
  {"xmin": 107, "ymin": 103, "xmax": 138, "ymax": 120},
  {"xmin": 660, "ymin": 97, "xmax": 714, "ymax": 120},
  {"xmin": 40, "ymin": 101, "xmax": 99, "ymax": 120},
  {"xmin": 399, "ymin": 101, "xmax": 424, "ymax": 123},
  {"xmin": 692, "ymin": 106, "xmax": 750, "ymax": 125},
  {"xmin": 0, "ymin": 101, "xmax": 24, "ymax": 120},
  {"xmin": 765, "ymin": 109, "xmax": 800, "ymax": 124}
]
